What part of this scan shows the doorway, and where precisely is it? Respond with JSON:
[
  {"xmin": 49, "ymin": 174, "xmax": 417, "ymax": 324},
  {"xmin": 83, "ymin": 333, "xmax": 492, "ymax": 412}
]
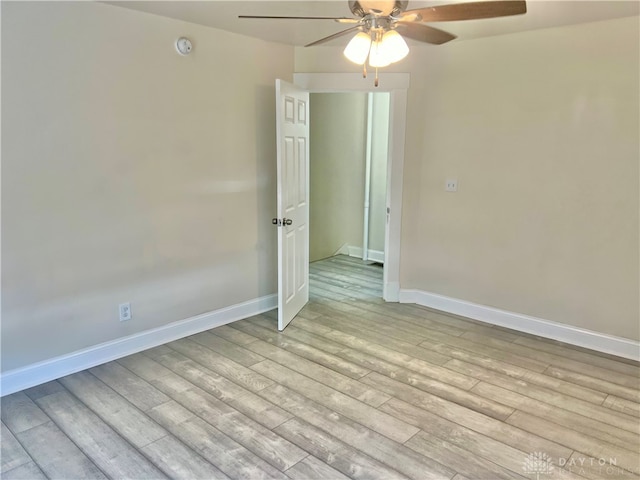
[
  {"xmin": 308, "ymin": 91, "xmax": 390, "ymax": 298},
  {"xmin": 294, "ymin": 72, "xmax": 409, "ymax": 302}
]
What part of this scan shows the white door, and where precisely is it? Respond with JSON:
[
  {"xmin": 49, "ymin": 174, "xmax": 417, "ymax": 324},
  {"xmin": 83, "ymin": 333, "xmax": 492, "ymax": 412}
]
[{"xmin": 275, "ymin": 80, "xmax": 310, "ymax": 330}]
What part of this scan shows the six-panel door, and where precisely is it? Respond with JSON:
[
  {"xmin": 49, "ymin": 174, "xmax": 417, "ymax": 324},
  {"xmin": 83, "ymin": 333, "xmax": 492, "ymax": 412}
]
[{"xmin": 276, "ymin": 80, "xmax": 309, "ymax": 330}]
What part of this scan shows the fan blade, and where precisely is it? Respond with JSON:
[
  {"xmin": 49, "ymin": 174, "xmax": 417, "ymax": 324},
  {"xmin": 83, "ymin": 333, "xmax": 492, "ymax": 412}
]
[
  {"xmin": 239, "ymin": 15, "xmax": 355, "ymax": 21},
  {"xmin": 396, "ymin": 23, "xmax": 456, "ymax": 44},
  {"xmin": 305, "ymin": 26, "xmax": 361, "ymax": 47},
  {"xmin": 399, "ymin": 1, "xmax": 526, "ymax": 22}
]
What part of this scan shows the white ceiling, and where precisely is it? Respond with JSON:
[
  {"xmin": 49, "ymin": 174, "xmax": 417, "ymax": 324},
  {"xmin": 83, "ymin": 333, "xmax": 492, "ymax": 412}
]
[{"xmin": 108, "ymin": 1, "xmax": 639, "ymax": 47}]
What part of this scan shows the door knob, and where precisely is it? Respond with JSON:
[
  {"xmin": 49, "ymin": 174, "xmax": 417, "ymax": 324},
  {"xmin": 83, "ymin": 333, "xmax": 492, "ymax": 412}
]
[{"xmin": 272, "ymin": 218, "xmax": 292, "ymax": 227}]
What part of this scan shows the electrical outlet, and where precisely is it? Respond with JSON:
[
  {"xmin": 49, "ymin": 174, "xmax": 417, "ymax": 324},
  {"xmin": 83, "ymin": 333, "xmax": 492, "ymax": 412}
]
[
  {"xmin": 445, "ymin": 179, "xmax": 458, "ymax": 192},
  {"xmin": 119, "ymin": 302, "xmax": 132, "ymax": 322}
]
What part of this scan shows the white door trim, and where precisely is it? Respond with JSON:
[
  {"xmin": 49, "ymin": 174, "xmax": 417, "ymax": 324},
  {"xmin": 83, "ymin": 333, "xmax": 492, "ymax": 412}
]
[{"xmin": 294, "ymin": 73, "xmax": 409, "ymax": 302}]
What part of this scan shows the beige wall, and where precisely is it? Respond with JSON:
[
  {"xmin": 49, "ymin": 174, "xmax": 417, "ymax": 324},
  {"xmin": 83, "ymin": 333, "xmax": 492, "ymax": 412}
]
[
  {"xmin": 297, "ymin": 15, "xmax": 640, "ymax": 341},
  {"xmin": 1, "ymin": 2, "xmax": 293, "ymax": 371},
  {"xmin": 309, "ymin": 93, "xmax": 368, "ymax": 262}
]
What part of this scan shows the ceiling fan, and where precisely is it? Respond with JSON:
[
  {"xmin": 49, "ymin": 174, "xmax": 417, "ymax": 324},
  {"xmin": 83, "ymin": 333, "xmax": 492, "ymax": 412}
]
[{"xmin": 240, "ymin": 0, "xmax": 527, "ymax": 85}]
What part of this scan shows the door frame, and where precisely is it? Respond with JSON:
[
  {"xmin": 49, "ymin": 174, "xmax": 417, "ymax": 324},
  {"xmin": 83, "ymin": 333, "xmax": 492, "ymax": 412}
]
[{"xmin": 294, "ymin": 72, "xmax": 409, "ymax": 302}]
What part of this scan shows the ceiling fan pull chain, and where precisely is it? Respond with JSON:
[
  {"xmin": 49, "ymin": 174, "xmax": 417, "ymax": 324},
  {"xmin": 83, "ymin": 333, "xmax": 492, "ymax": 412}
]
[
  {"xmin": 362, "ymin": 63, "xmax": 367, "ymax": 79},
  {"xmin": 375, "ymin": 67, "xmax": 379, "ymax": 87}
]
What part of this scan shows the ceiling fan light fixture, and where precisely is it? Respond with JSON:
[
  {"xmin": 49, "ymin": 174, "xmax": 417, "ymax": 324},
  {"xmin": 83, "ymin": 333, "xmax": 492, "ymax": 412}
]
[
  {"xmin": 368, "ymin": 39, "xmax": 391, "ymax": 68},
  {"xmin": 381, "ymin": 30, "xmax": 409, "ymax": 63},
  {"xmin": 369, "ymin": 30, "xmax": 409, "ymax": 67},
  {"xmin": 343, "ymin": 32, "xmax": 372, "ymax": 64}
]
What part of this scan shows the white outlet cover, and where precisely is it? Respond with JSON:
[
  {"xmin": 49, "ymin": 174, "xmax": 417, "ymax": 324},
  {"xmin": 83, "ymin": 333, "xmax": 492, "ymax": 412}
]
[
  {"xmin": 119, "ymin": 303, "xmax": 132, "ymax": 322},
  {"xmin": 445, "ymin": 179, "xmax": 458, "ymax": 192}
]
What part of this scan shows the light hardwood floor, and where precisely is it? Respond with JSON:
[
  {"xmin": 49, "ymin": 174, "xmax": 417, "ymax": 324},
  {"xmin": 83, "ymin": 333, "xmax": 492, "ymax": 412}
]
[{"xmin": 2, "ymin": 255, "xmax": 639, "ymax": 479}]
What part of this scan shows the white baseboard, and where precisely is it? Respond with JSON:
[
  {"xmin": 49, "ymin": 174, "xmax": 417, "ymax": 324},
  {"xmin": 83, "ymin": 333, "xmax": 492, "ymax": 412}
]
[
  {"xmin": 399, "ymin": 289, "xmax": 640, "ymax": 361},
  {"xmin": 366, "ymin": 249, "xmax": 385, "ymax": 264},
  {"xmin": 335, "ymin": 244, "xmax": 385, "ymax": 264},
  {"xmin": 0, "ymin": 294, "xmax": 277, "ymax": 397},
  {"xmin": 384, "ymin": 282, "xmax": 400, "ymax": 302}
]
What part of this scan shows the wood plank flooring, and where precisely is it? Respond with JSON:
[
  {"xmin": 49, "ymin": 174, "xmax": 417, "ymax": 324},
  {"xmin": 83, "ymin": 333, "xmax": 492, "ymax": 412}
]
[{"xmin": 2, "ymin": 255, "xmax": 639, "ymax": 479}]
